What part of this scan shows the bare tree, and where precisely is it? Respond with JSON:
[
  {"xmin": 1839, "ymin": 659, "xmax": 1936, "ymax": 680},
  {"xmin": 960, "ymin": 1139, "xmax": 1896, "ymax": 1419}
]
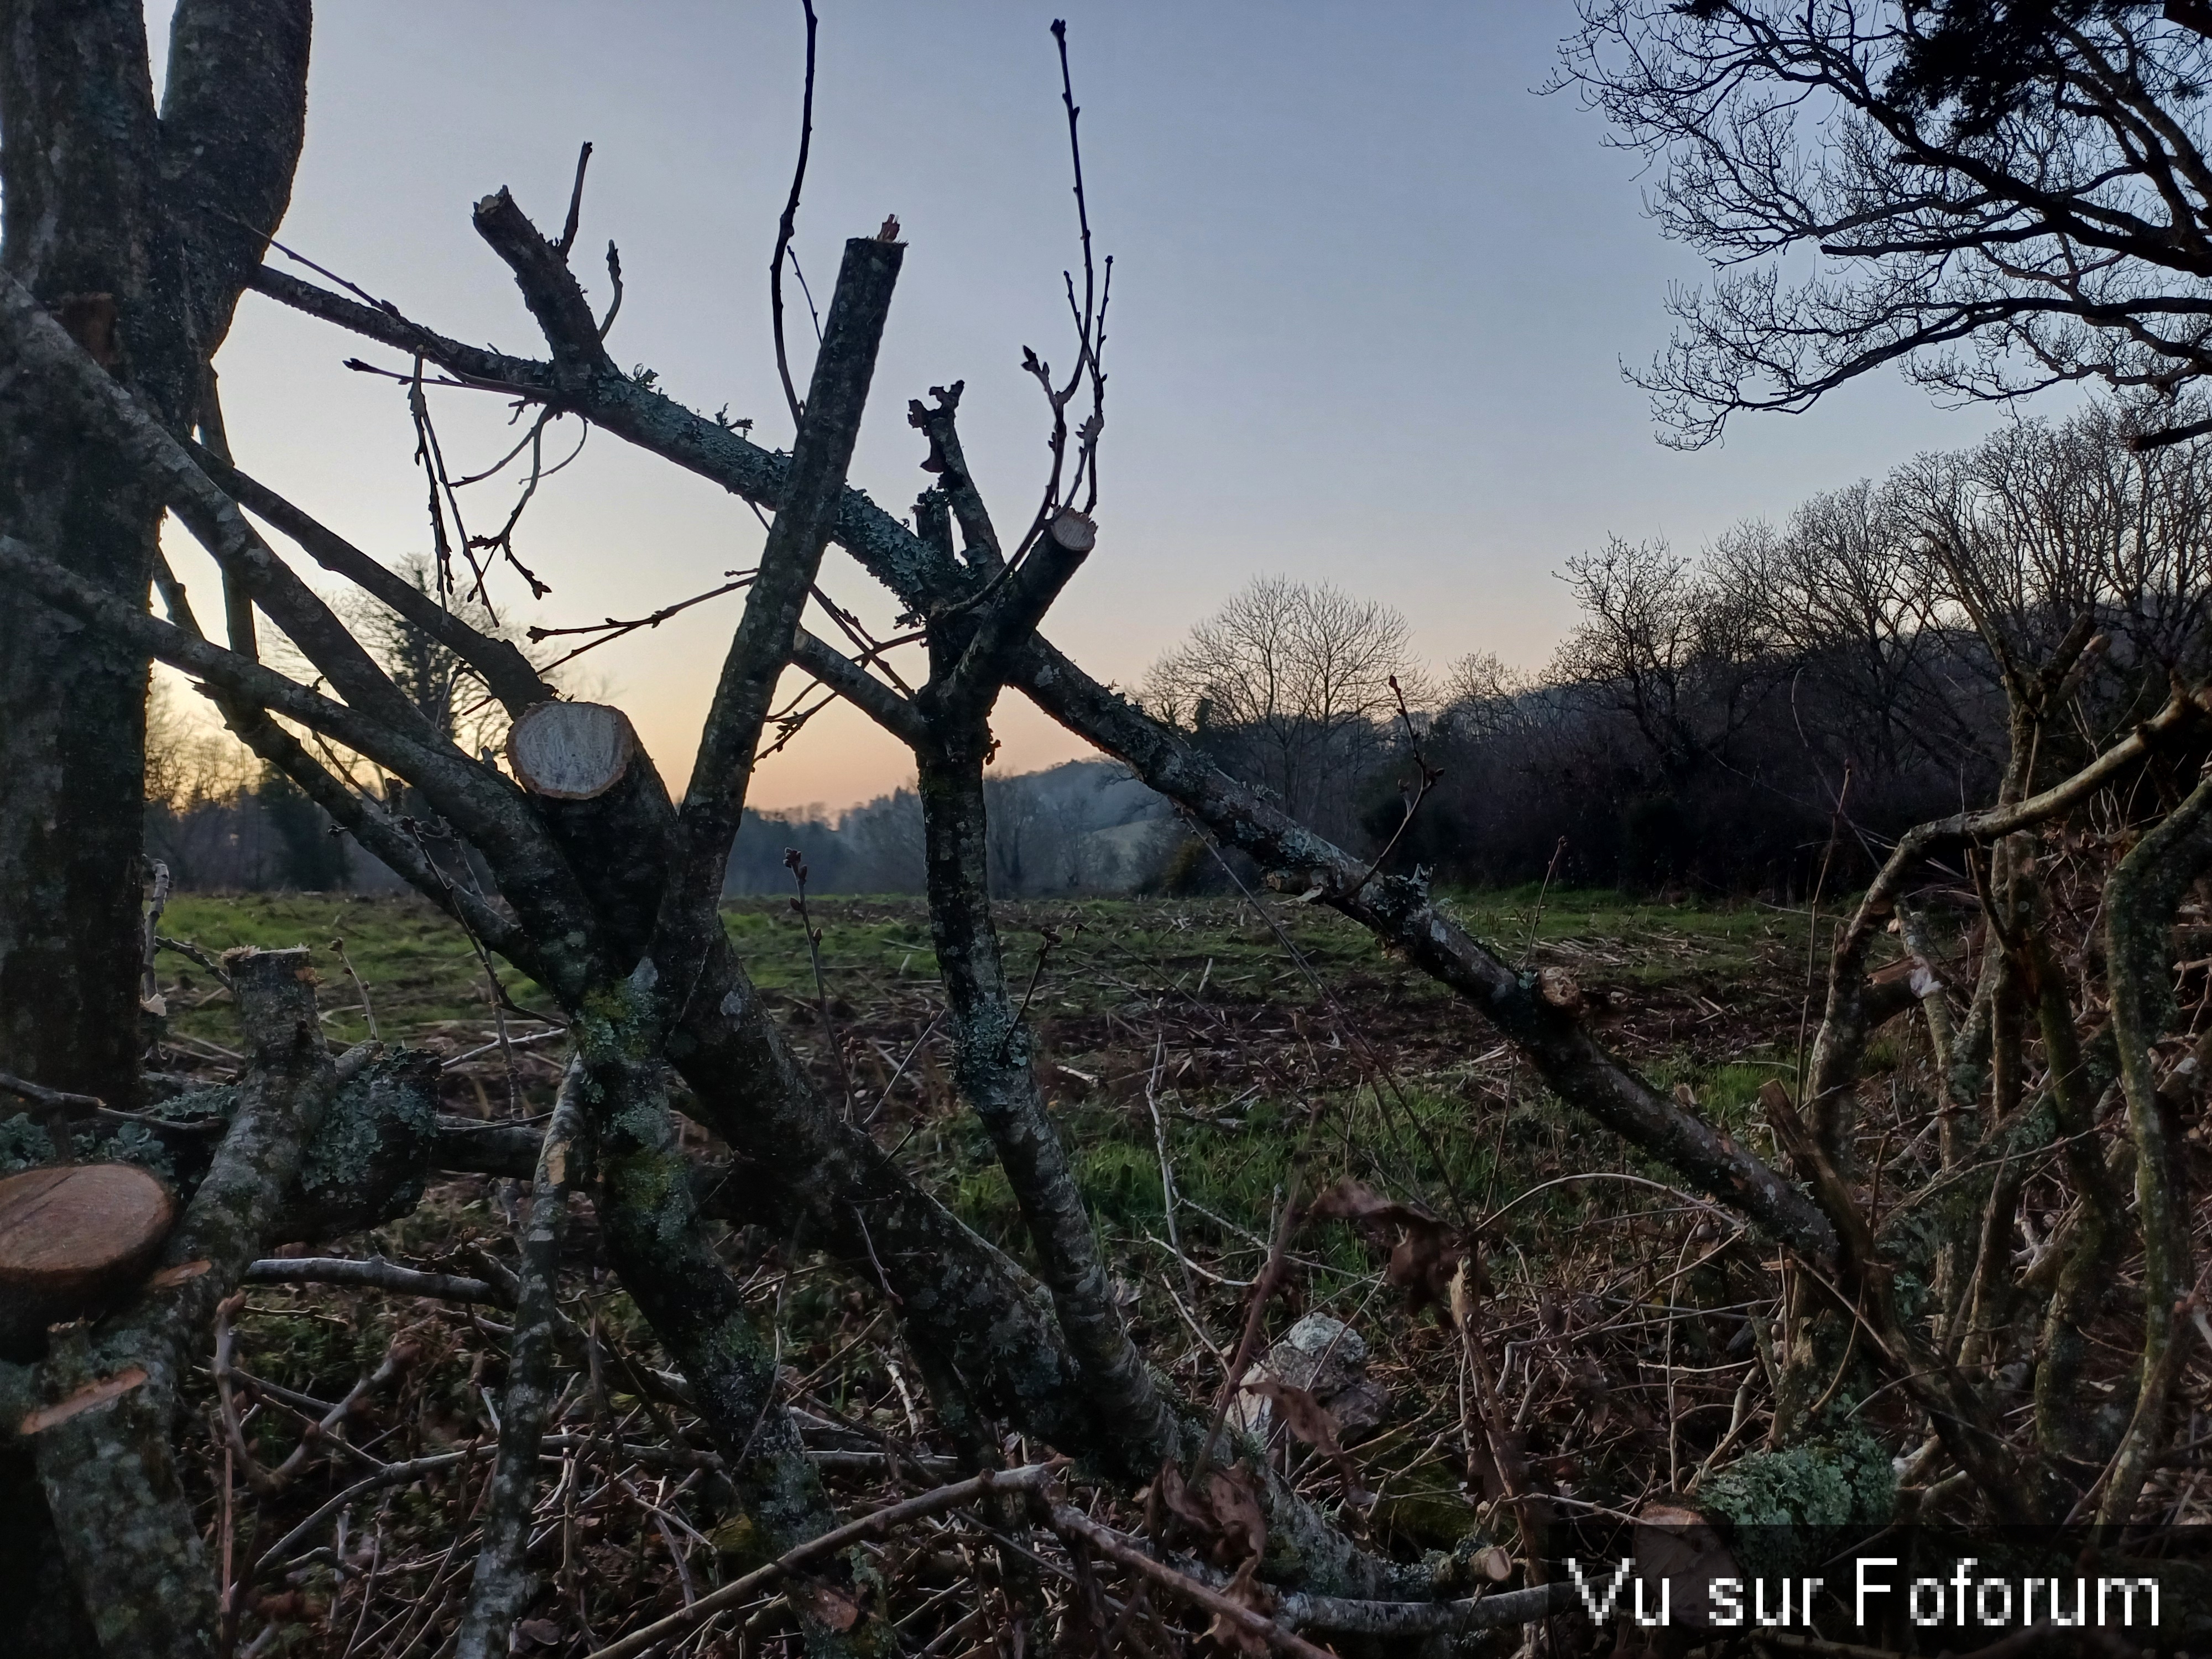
[
  {"xmin": 1551, "ymin": 535, "xmax": 1772, "ymax": 787},
  {"xmin": 1559, "ymin": 2, "xmax": 2212, "ymax": 446},
  {"xmin": 1146, "ymin": 574, "xmax": 1421, "ymax": 842}
]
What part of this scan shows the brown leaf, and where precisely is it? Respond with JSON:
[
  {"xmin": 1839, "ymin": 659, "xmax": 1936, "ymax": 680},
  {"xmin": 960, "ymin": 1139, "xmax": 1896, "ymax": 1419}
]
[
  {"xmin": 514, "ymin": 1620, "xmax": 564, "ymax": 1649},
  {"xmin": 1306, "ymin": 1179, "xmax": 1481, "ymax": 1323},
  {"xmin": 1302, "ymin": 1177, "xmax": 1428, "ymax": 1229},
  {"xmin": 1202, "ymin": 1558, "xmax": 1275, "ymax": 1656},
  {"xmin": 807, "ymin": 1585, "xmax": 862, "ymax": 1632},
  {"xmin": 1245, "ymin": 1376, "xmax": 1343, "ymax": 1459},
  {"xmin": 1154, "ymin": 1459, "xmax": 1215, "ymax": 1537},
  {"xmin": 1204, "ymin": 1464, "xmax": 1267, "ymax": 1565},
  {"xmin": 1249, "ymin": 1374, "xmax": 1376, "ymax": 1507},
  {"xmin": 1157, "ymin": 1459, "xmax": 1268, "ymax": 1567},
  {"xmin": 1386, "ymin": 1225, "xmax": 1463, "ymax": 1319}
]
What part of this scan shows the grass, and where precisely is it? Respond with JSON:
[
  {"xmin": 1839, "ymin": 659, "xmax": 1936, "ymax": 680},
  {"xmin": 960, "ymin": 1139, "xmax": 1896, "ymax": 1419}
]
[
  {"xmin": 154, "ymin": 884, "xmax": 1833, "ymax": 1265},
  {"xmin": 117, "ymin": 884, "xmax": 1869, "ymax": 1647}
]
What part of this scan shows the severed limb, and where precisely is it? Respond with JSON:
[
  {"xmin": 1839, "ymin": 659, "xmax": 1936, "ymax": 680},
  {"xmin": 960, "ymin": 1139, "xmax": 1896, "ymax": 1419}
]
[
  {"xmin": 910, "ymin": 727, "xmax": 1177, "ymax": 1470},
  {"xmin": 877, "ymin": 510, "xmax": 1174, "ymax": 1470},
  {"xmin": 649, "ymin": 228, "xmax": 905, "ymax": 980},
  {"xmin": 26, "ymin": 950, "xmax": 332, "ymax": 1659},
  {"xmin": 452, "ymin": 1063, "xmax": 586, "ymax": 1659},
  {"xmin": 568, "ymin": 1032, "xmax": 865, "ymax": 1654},
  {"xmin": 241, "ymin": 1256, "xmax": 502, "ymax": 1305}
]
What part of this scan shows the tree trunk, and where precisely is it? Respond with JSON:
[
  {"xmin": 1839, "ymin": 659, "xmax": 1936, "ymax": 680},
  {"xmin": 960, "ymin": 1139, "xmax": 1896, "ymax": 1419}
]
[{"xmin": 0, "ymin": 0, "xmax": 307, "ymax": 1109}]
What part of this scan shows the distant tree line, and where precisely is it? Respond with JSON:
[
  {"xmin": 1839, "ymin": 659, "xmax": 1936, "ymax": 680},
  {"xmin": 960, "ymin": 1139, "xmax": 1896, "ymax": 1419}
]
[
  {"xmin": 148, "ymin": 403, "xmax": 2212, "ymax": 901},
  {"xmin": 727, "ymin": 760, "xmax": 1172, "ymax": 899},
  {"xmin": 1149, "ymin": 401, "xmax": 2212, "ymax": 895}
]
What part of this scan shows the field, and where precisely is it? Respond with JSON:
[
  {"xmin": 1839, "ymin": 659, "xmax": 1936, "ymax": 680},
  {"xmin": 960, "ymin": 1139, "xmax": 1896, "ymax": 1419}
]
[
  {"xmin": 155, "ymin": 886, "xmax": 1825, "ymax": 1267},
  {"xmin": 131, "ymin": 886, "xmax": 1837, "ymax": 1650}
]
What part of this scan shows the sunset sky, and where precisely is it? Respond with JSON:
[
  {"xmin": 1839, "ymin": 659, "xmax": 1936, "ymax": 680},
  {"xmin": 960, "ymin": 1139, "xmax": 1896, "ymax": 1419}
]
[{"xmin": 161, "ymin": 2, "xmax": 2041, "ymax": 812}]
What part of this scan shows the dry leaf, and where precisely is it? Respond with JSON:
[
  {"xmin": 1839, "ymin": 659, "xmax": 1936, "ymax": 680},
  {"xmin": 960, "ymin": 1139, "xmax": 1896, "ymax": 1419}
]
[
  {"xmin": 807, "ymin": 1585, "xmax": 862, "ymax": 1632},
  {"xmin": 1307, "ymin": 1178, "xmax": 1483, "ymax": 1322},
  {"xmin": 1202, "ymin": 1557, "xmax": 1275, "ymax": 1656},
  {"xmin": 1244, "ymin": 1375, "xmax": 1369, "ymax": 1502},
  {"xmin": 1156, "ymin": 1460, "xmax": 1267, "ymax": 1567}
]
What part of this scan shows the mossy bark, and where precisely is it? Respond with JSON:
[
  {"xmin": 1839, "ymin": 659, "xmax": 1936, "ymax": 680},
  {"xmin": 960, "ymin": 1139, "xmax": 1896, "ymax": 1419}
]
[
  {"xmin": 29, "ymin": 948, "xmax": 330, "ymax": 1659},
  {"xmin": 915, "ymin": 734, "xmax": 1178, "ymax": 1472}
]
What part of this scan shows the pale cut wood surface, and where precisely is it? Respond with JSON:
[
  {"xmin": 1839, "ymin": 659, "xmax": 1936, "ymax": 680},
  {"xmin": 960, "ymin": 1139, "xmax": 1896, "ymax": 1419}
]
[
  {"xmin": 0, "ymin": 1164, "xmax": 178, "ymax": 1355},
  {"xmin": 505, "ymin": 701, "xmax": 637, "ymax": 800}
]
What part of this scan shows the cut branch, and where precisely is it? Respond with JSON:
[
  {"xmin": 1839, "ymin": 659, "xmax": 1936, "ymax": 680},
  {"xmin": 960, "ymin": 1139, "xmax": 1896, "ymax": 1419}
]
[
  {"xmin": 452, "ymin": 1066, "xmax": 585, "ymax": 1659},
  {"xmin": 29, "ymin": 950, "xmax": 331, "ymax": 1657}
]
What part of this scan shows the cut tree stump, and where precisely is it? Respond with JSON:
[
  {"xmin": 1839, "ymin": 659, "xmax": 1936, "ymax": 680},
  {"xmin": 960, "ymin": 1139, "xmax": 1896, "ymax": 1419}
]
[
  {"xmin": 505, "ymin": 701, "xmax": 638, "ymax": 800},
  {"xmin": 0, "ymin": 1164, "xmax": 177, "ymax": 1359}
]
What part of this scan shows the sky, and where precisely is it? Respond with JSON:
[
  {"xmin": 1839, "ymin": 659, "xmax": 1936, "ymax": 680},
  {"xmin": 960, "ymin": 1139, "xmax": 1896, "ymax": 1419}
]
[{"xmin": 156, "ymin": 2, "xmax": 2046, "ymax": 812}]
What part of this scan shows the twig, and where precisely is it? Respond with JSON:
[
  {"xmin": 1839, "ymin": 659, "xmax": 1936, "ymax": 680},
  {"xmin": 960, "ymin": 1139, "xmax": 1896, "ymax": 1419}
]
[
  {"xmin": 586, "ymin": 1462, "xmax": 1064, "ymax": 1659},
  {"xmin": 242, "ymin": 1255, "xmax": 508, "ymax": 1306},
  {"xmin": 1144, "ymin": 1036, "xmax": 1198, "ymax": 1308},
  {"xmin": 156, "ymin": 933, "xmax": 233, "ymax": 988},
  {"xmin": 0, "ymin": 1068, "xmax": 103, "ymax": 1160},
  {"xmin": 770, "ymin": 0, "xmax": 820, "ymax": 427},
  {"xmin": 1189, "ymin": 1175, "xmax": 1302, "ymax": 1494},
  {"xmin": 328, "ymin": 936, "xmax": 378, "ymax": 1043},
  {"xmin": 1046, "ymin": 1504, "xmax": 1339, "ymax": 1659},
  {"xmin": 1518, "ymin": 836, "xmax": 1568, "ymax": 968},
  {"xmin": 1342, "ymin": 674, "xmax": 1442, "ymax": 902},
  {"xmin": 528, "ymin": 571, "xmax": 757, "ymax": 670},
  {"xmin": 784, "ymin": 848, "xmax": 854, "ymax": 1108},
  {"xmin": 555, "ymin": 141, "xmax": 593, "ymax": 257}
]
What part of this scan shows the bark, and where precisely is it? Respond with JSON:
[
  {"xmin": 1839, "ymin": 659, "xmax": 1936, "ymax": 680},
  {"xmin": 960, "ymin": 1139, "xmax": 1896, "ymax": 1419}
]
[
  {"xmin": 0, "ymin": 0, "xmax": 173, "ymax": 1113},
  {"xmin": 567, "ymin": 1018, "xmax": 858, "ymax": 1657},
  {"xmin": 28, "ymin": 947, "xmax": 330, "ymax": 1659},
  {"xmin": 0, "ymin": 0, "xmax": 309, "ymax": 1110},
  {"xmin": 452, "ymin": 1066, "xmax": 584, "ymax": 1659},
  {"xmin": 914, "ymin": 729, "xmax": 1177, "ymax": 1470}
]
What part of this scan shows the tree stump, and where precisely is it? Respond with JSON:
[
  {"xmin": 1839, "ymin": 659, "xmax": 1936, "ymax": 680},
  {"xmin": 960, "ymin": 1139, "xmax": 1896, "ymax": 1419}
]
[
  {"xmin": 505, "ymin": 701, "xmax": 637, "ymax": 800},
  {"xmin": 0, "ymin": 1164, "xmax": 177, "ymax": 1359}
]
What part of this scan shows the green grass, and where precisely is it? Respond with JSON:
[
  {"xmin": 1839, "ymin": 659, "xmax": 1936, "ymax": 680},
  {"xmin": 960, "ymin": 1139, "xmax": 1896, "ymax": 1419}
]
[{"xmin": 152, "ymin": 886, "xmax": 1833, "ymax": 1264}]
